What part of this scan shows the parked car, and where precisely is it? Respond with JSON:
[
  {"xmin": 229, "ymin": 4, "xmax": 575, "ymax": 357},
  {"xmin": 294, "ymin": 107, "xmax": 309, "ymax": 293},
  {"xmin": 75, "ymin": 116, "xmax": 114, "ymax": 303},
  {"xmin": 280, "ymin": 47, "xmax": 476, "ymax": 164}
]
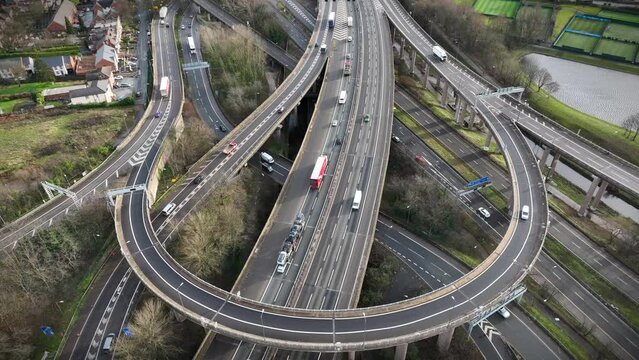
[{"xmin": 114, "ymin": 75, "xmax": 124, "ymax": 80}]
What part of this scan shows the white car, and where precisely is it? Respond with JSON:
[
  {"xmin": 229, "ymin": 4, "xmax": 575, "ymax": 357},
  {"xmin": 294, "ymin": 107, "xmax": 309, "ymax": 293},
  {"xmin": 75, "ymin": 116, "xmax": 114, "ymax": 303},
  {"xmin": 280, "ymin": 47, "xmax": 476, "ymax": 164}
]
[
  {"xmin": 181, "ymin": 24, "xmax": 185, "ymax": 30},
  {"xmin": 331, "ymin": 119, "xmax": 338, "ymax": 127},
  {"xmin": 521, "ymin": 205, "xmax": 530, "ymax": 220},
  {"xmin": 114, "ymin": 75, "xmax": 123, "ymax": 80},
  {"xmin": 477, "ymin": 207, "xmax": 491, "ymax": 218},
  {"xmin": 347, "ymin": 36, "xmax": 353, "ymax": 42},
  {"xmin": 498, "ymin": 307, "xmax": 510, "ymax": 319}
]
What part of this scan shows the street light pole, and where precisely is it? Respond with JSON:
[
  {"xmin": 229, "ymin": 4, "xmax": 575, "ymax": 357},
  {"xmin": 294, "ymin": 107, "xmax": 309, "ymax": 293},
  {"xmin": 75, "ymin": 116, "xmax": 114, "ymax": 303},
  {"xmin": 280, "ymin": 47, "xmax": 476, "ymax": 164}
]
[{"xmin": 177, "ymin": 282, "xmax": 184, "ymax": 308}]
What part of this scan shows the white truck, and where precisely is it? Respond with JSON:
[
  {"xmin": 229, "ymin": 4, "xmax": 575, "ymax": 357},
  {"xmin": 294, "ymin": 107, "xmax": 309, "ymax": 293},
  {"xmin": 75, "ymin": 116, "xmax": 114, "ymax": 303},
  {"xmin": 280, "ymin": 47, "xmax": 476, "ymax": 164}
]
[
  {"xmin": 159, "ymin": 6, "xmax": 168, "ymax": 20},
  {"xmin": 433, "ymin": 45, "xmax": 447, "ymax": 62},
  {"xmin": 347, "ymin": 16, "xmax": 353, "ymax": 27},
  {"xmin": 159, "ymin": 76, "xmax": 170, "ymax": 97}
]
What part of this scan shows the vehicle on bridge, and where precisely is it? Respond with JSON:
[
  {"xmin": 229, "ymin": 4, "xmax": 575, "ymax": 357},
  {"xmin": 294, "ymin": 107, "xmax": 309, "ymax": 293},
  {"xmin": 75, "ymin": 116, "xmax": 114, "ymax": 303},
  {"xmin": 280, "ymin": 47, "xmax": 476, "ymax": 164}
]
[
  {"xmin": 433, "ymin": 45, "xmax": 447, "ymax": 62},
  {"xmin": 223, "ymin": 141, "xmax": 238, "ymax": 155},
  {"xmin": 187, "ymin": 36, "xmax": 196, "ymax": 55},
  {"xmin": 310, "ymin": 156, "xmax": 328, "ymax": 189},
  {"xmin": 160, "ymin": 76, "xmax": 170, "ymax": 97},
  {"xmin": 159, "ymin": 6, "xmax": 168, "ymax": 19},
  {"xmin": 276, "ymin": 213, "xmax": 306, "ymax": 273},
  {"xmin": 352, "ymin": 190, "xmax": 362, "ymax": 210},
  {"xmin": 328, "ymin": 12, "xmax": 335, "ymax": 28},
  {"xmin": 344, "ymin": 59, "xmax": 352, "ymax": 75},
  {"xmin": 347, "ymin": 16, "xmax": 353, "ymax": 27}
]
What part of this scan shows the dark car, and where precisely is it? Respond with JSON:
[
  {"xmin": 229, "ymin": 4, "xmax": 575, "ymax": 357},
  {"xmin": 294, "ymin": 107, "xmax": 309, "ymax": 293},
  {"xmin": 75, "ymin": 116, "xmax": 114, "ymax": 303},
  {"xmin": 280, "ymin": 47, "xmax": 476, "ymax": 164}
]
[
  {"xmin": 219, "ymin": 125, "xmax": 227, "ymax": 132},
  {"xmin": 193, "ymin": 175, "xmax": 203, "ymax": 184},
  {"xmin": 154, "ymin": 111, "xmax": 161, "ymax": 118}
]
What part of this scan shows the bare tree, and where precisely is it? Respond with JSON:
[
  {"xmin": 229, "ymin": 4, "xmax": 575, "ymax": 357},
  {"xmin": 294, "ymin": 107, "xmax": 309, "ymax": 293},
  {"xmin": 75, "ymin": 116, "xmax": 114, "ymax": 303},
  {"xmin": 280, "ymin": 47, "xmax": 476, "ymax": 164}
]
[
  {"xmin": 622, "ymin": 113, "xmax": 639, "ymax": 141},
  {"xmin": 115, "ymin": 298, "xmax": 182, "ymax": 360}
]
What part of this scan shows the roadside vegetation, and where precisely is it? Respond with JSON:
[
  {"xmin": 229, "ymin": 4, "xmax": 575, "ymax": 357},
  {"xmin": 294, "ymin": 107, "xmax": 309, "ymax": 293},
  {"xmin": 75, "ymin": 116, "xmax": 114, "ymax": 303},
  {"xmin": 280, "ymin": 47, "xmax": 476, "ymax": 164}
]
[
  {"xmin": 0, "ymin": 107, "xmax": 135, "ymax": 225},
  {"xmin": 170, "ymin": 167, "xmax": 280, "ymax": 290},
  {"xmin": 212, "ymin": 0, "xmax": 288, "ymax": 46},
  {"xmin": 0, "ymin": 201, "xmax": 114, "ymax": 359},
  {"xmin": 199, "ymin": 23, "xmax": 269, "ymax": 123},
  {"xmin": 114, "ymin": 298, "xmax": 190, "ymax": 360}
]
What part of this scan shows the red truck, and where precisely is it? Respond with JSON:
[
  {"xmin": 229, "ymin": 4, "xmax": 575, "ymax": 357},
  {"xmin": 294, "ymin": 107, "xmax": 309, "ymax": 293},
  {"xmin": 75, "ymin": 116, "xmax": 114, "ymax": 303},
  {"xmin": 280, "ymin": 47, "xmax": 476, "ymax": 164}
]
[{"xmin": 310, "ymin": 156, "xmax": 328, "ymax": 189}]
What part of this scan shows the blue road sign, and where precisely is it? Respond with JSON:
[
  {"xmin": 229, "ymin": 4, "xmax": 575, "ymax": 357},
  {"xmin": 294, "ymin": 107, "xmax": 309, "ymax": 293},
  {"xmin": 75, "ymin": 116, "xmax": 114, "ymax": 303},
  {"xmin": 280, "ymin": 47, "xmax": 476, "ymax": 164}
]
[
  {"xmin": 40, "ymin": 326, "xmax": 54, "ymax": 337},
  {"xmin": 467, "ymin": 176, "xmax": 490, "ymax": 188},
  {"xmin": 122, "ymin": 327, "xmax": 133, "ymax": 337}
]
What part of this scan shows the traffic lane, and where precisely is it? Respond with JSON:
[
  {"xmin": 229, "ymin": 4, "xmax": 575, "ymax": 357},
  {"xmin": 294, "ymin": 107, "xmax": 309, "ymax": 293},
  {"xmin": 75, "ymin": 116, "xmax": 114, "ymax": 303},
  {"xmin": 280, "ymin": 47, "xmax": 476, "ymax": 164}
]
[
  {"xmin": 274, "ymin": 0, "xmax": 316, "ymax": 31},
  {"xmin": 534, "ymin": 254, "xmax": 639, "ymax": 359},
  {"xmin": 100, "ymin": 276, "xmax": 142, "ymax": 360}
]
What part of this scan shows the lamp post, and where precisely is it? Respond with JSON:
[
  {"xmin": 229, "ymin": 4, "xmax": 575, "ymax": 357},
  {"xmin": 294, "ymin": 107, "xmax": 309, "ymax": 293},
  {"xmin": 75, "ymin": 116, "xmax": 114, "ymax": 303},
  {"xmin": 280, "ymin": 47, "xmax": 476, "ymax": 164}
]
[
  {"xmin": 406, "ymin": 205, "xmax": 411, "ymax": 223},
  {"xmin": 177, "ymin": 282, "xmax": 184, "ymax": 308}
]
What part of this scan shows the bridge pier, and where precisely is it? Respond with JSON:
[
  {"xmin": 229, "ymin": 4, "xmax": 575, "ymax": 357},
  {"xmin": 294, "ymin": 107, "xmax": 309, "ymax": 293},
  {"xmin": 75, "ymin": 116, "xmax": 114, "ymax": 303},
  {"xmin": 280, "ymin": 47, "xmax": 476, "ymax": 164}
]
[
  {"xmin": 423, "ymin": 62, "xmax": 430, "ymax": 80},
  {"xmin": 455, "ymin": 99, "xmax": 467, "ymax": 125},
  {"xmin": 347, "ymin": 351, "xmax": 355, "ymax": 360},
  {"xmin": 578, "ymin": 176, "xmax": 601, "ymax": 216},
  {"xmin": 436, "ymin": 73, "xmax": 441, "ymax": 88},
  {"xmin": 539, "ymin": 146, "xmax": 551, "ymax": 168},
  {"xmin": 440, "ymin": 80, "xmax": 449, "ymax": 107},
  {"xmin": 591, "ymin": 180, "xmax": 609, "ymax": 209},
  {"xmin": 411, "ymin": 49, "xmax": 417, "ymax": 74},
  {"xmin": 484, "ymin": 132, "xmax": 493, "ymax": 151},
  {"xmin": 437, "ymin": 328, "xmax": 454, "ymax": 353},
  {"xmin": 394, "ymin": 343, "xmax": 408, "ymax": 360},
  {"xmin": 400, "ymin": 37, "xmax": 406, "ymax": 58},
  {"xmin": 547, "ymin": 153, "xmax": 561, "ymax": 179}
]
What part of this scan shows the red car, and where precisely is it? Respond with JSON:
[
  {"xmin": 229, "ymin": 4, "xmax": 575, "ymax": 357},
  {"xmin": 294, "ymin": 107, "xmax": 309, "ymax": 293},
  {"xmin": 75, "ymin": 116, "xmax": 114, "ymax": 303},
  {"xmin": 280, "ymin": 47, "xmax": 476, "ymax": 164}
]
[
  {"xmin": 223, "ymin": 142, "xmax": 238, "ymax": 155},
  {"xmin": 415, "ymin": 155, "xmax": 428, "ymax": 165}
]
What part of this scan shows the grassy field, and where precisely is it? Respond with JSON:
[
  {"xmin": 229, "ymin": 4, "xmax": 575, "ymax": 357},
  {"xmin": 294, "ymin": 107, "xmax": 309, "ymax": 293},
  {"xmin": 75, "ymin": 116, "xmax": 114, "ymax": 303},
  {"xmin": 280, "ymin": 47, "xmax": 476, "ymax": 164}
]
[
  {"xmin": 599, "ymin": 9, "xmax": 639, "ymax": 24},
  {"xmin": 567, "ymin": 17, "xmax": 608, "ymax": 34},
  {"xmin": 552, "ymin": 5, "xmax": 601, "ymax": 40},
  {"xmin": 603, "ymin": 23, "xmax": 639, "ymax": 43},
  {"xmin": 592, "ymin": 38, "xmax": 638, "ymax": 61},
  {"xmin": 527, "ymin": 89, "xmax": 639, "ymax": 167},
  {"xmin": 0, "ymin": 81, "xmax": 84, "ymax": 96},
  {"xmin": 555, "ymin": 32, "xmax": 599, "ymax": 52},
  {"xmin": 473, "ymin": 0, "xmax": 520, "ymax": 18},
  {"xmin": 517, "ymin": 4, "xmax": 553, "ymax": 20},
  {"xmin": 0, "ymin": 98, "xmax": 32, "ymax": 113}
]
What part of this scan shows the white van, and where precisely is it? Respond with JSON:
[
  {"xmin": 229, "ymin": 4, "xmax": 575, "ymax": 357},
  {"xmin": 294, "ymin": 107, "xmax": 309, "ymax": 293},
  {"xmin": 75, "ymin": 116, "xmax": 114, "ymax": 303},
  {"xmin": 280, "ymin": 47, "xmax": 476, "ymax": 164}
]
[
  {"xmin": 352, "ymin": 190, "xmax": 362, "ymax": 210},
  {"xmin": 102, "ymin": 333, "xmax": 115, "ymax": 354},
  {"xmin": 521, "ymin": 205, "xmax": 530, "ymax": 220},
  {"xmin": 260, "ymin": 152, "xmax": 275, "ymax": 164},
  {"xmin": 161, "ymin": 203, "xmax": 176, "ymax": 216},
  {"xmin": 339, "ymin": 90, "xmax": 347, "ymax": 104}
]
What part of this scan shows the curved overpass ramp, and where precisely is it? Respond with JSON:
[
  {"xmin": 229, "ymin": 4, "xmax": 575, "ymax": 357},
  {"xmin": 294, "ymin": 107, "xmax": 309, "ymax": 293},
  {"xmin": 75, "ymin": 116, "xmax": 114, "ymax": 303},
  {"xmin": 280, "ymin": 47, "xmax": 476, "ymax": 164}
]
[{"xmin": 115, "ymin": 13, "xmax": 547, "ymax": 356}]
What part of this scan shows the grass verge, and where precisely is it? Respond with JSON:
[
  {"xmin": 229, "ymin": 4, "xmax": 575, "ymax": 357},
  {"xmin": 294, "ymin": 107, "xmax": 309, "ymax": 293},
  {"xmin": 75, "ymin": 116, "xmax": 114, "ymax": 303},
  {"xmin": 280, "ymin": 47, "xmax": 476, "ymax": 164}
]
[
  {"xmin": 544, "ymin": 236, "xmax": 639, "ymax": 332},
  {"xmin": 394, "ymin": 107, "xmax": 509, "ymax": 211},
  {"xmin": 527, "ymin": 87, "xmax": 639, "ymax": 167},
  {"xmin": 0, "ymin": 81, "xmax": 84, "ymax": 96}
]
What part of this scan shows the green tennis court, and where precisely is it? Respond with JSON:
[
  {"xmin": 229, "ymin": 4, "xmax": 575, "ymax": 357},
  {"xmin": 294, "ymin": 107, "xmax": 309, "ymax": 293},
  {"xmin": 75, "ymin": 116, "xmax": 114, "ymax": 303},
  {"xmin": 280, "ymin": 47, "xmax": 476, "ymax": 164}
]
[
  {"xmin": 598, "ymin": 10, "xmax": 639, "ymax": 25},
  {"xmin": 593, "ymin": 39, "xmax": 638, "ymax": 61},
  {"xmin": 567, "ymin": 17, "xmax": 608, "ymax": 35},
  {"xmin": 603, "ymin": 23, "xmax": 639, "ymax": 43},
  {"xmin": 555, "ymin": 32, "xmax": 599, "ymax": 52},
  {"xmin": 473, "ymin": 0, "xmax": 521, "ymax": 18}
]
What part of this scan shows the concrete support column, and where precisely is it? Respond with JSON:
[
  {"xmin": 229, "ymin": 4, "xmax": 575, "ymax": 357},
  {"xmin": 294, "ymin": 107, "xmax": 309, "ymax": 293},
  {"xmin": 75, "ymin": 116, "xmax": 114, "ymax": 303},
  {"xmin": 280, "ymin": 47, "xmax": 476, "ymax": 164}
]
[
  {"xmin": 538, "ymin": 146, "xmax": 551, "ymax": 168},
  {"xmin": 591, "ymin": 180, "xmax": 609, "ymax": 209},
  {"xmin": 440, "ymin": 81, "xmax": 449, "ymax": 107},
  {"xmin": 436, "ymin": 73, "xmax": 441, "ymax": 88},
  {"xmin": 394, "ymin": 343, "xmax": 408, "ymax": 360},
  {"xmin": 484, "ymin": 132, "xmax": 493, "ymax": 151},
  {"xmin": 411, "ymin": 49, "xmax": 417, "ymax": 74},
  {"xmin": 578, "ymin": 176, "xmax": 602, "ymax": 216},
  {"xmin": 348, "ymin": 351, "xmax": 356, "ymax": 360},
  {"xmin": 437, "ymin": 328, "xmax": 455, "ymax": 353},
  {"xmin": 400, "ymin": 37, "xmax": 406, "ymax": 58},
  {"xmin": 424, "ymin": 62, "xmax": 430, "ymax": 78},
  {"xmin": 467, "ymin": 107, "xmax": 476, "ymax": 127},
  {"xmin": 456, "ymin": 99, "xmax": 467, "ymax": 125},
  {"xmin": 547, "ymin": 153, "xmax": 561, "ymax": 179}
]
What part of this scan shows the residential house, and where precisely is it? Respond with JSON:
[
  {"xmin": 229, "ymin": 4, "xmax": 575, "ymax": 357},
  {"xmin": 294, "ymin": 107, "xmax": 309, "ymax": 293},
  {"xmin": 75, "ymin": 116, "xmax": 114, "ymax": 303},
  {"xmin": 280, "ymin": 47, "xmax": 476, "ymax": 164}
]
[
  {"xmin": 0, "ymin": 57, "xmax": 34, "ymax": 81},
  {"xmin": 86, "ymin": 65, "xmax": 114, "ymax": 87},
  {"xmin": 74, "ymin": 54, "xmax": 97, "ymax": 76},
  {"xmin": 69, "ymin": 79, "xmax": 114, "ymax": 104},
  {"xmin": 42, "ymin": 83, "xmax": 86, "ymax": 101},
  {"xmin": 40, "ymin": 55, "xmax": 77, "ymax": 77},
  {"xmin": 95, "ymin": 43, "xmax": 118, "ymax": 71},
  {"xmin": 46, "ymin": 0, "xmax": 77, "ymax": 33}
]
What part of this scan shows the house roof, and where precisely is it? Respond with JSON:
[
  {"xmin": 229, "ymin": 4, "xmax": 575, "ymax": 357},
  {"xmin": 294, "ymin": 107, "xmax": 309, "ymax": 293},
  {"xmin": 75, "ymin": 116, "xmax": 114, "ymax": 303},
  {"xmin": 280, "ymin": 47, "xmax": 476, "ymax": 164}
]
[
  {"xmin": 69, "ymin": 79, "xmax": 110, "ymax": 98},
  {"xmin": 50, "ymin": 0, "xmax": 76, "ymax": 27},
  {"xmin": 95, "ymin": 44, "xmax": 116, "ymax": 65},
  {"xmin": 41, "ymin": 55, "xmax": 73, "ymax": 69}
]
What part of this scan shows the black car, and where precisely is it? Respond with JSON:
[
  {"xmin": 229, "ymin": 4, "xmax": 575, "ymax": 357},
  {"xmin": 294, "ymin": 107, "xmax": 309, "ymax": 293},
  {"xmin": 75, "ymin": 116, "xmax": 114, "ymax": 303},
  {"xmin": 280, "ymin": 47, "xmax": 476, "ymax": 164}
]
[
  {"xmin": 193, "ymin": 175, "xmax": 203, "ymax": 184},
  {"xmin": 219, "ymin": 125, "xmax": 227, "ymax": 133}
]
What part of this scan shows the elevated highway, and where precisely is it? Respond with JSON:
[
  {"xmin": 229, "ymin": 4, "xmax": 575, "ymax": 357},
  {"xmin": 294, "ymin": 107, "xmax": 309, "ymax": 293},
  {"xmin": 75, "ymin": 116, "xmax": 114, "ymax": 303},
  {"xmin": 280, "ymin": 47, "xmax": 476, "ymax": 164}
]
[
  {"xmin": 380, "ymin": 0, "xmax": 639, "ymax": 201},
  {"xmin": 115, "ymin": 0, "xmax": 547, "ymax": 349}
]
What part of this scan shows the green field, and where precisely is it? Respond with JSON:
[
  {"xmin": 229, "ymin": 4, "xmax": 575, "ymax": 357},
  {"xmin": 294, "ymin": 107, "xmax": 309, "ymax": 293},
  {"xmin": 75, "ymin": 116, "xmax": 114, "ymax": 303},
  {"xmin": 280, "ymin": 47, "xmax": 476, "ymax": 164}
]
[
  {"xmin": 552, "ymin": 5, "xmax": 601, "ymax": 39},
  {"xmin": 555, "ymin": 32, "xmax": 599, "ymax": 52},
  {"xmin": 517, "ymin": 4, "xmax": 553, "ymax": 20},
  {"xmin": 592, "ymin": 38, "xmax": 638, "ymax": 61},
  {"xmin": 0, "ymin": 81, "xmax": 83, "ymax": 96},
  {"xmin": 473, "ymin": 0, "xmax": 521, "ymax": 18},
  {"xmin": 603, "ymin": 23, "xmax": 639, "ymax": 43},
  {"xmin": 598, "ymin": 9, "xmax": 639, "ymax": 24},
  {"xmin": 567, "ymin": 17, "xmax": 608, "ymax": 35}
]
